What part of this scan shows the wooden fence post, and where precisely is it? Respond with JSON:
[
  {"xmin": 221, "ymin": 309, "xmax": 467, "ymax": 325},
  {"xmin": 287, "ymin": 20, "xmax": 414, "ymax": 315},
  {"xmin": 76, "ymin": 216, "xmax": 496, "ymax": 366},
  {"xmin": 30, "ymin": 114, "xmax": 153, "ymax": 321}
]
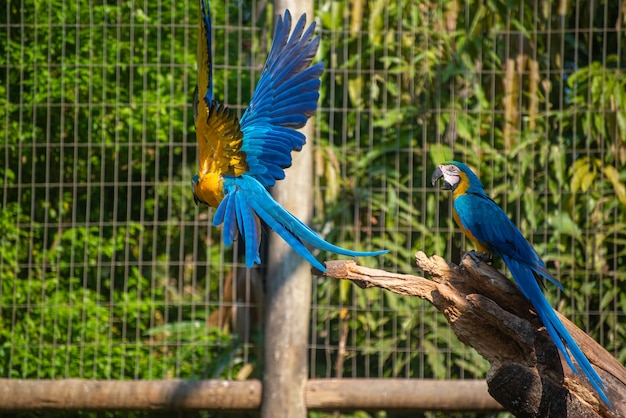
[{"xmin": 261, "ymin": 0, "xmax": 315, "ymax": 416}]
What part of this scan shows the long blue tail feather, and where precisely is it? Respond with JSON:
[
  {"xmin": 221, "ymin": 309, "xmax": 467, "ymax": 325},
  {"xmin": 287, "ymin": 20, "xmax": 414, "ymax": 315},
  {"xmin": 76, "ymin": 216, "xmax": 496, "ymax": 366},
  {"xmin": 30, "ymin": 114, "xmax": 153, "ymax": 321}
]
[
  {"xmin": 215, "ymin": 175, "xmax": 388, "ymax": 271},
  {"xmin": 503, "ymin": 256, "xmax": 610, "ymax": 406},
  {"xmin": 245, "ymin": 182, "xmax": 388, "ymax": 258},
  {"xmin": 214, "ymin": 191, "xmax": 237, "ymax": 247},
  {"xmin": 533, "ymin": 263, "xmax": 565, "ymax": 291},
  {"xmin": 237, "ymin": 195, "xmax": 261, "ymax": 266},
  {"xmin": 250, "ymin": 197, "xmax": 326, "ymax": 271}
]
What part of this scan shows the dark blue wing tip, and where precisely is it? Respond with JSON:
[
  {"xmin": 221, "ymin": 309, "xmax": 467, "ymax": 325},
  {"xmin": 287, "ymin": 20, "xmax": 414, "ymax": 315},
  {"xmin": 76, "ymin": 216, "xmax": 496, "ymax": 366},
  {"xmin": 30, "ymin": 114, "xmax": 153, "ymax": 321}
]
[
  {"xmin": 201, "ymin": 0, "xmax": 211, "ymax": 26},
  {"xmin": 279, "ymin": 9, "xmax": 291, "ymax": 29},
  {"xmin": 291, "ymin": 10, "xmax": 310, "ymax": 26},
  {"xmin": 280, "ymin": 10, "xmax": 314, "ymax": 39}
]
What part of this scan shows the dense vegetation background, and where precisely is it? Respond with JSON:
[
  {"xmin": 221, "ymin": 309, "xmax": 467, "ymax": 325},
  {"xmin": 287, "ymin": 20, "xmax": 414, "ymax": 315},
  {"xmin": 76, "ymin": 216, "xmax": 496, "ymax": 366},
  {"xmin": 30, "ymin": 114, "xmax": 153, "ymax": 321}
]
[{"xmin": 1, "ymin": 0, "xmax": 625, "ymax": 416}]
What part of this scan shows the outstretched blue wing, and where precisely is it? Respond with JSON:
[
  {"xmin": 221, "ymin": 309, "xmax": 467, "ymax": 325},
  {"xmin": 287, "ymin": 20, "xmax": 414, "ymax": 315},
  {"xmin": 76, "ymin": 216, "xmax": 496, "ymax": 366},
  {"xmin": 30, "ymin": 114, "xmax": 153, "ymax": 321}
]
[
  {"xmin": 195, "ymin": 3, "xmax": 389, "ymax": 271},
  {"xmin": 239, "ymin": 11, "xmax": 324, "ymax": 188}
]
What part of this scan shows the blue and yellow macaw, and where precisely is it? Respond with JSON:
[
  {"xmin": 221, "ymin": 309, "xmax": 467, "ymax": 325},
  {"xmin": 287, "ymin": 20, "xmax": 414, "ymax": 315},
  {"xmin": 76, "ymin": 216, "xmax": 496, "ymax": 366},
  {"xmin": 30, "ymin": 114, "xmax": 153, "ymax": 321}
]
[
  {"xmin": 431, "ymin": 161, "xmax": 610, "ymax": 406},
  {"xmin": 192, "ymin": 0, "xmax": 387, "ymax": 271}
]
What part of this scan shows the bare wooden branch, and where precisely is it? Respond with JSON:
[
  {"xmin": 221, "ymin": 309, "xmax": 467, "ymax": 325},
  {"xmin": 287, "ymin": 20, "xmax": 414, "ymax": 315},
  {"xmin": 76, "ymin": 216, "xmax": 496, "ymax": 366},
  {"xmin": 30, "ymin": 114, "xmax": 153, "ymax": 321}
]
[
  {"xmin": 0, "ymin": 378, "xmax": 500, "ymax": 412},
  {"xmin": 322, "ymin": 253, "xmax": 626, "ymax": 418}
]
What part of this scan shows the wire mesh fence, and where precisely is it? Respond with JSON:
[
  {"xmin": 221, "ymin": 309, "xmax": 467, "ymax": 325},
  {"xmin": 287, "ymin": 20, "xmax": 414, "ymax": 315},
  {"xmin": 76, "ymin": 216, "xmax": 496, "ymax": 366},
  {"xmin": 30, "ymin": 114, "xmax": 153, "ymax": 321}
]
[{"xmin": 1, "ymin": 0, "xmax": 625, "ymax": 413}]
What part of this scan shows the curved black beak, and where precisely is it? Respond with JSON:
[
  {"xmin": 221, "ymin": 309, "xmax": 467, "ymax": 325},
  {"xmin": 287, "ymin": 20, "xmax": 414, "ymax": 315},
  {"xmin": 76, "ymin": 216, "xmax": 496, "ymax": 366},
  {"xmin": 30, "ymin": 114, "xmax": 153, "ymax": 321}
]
[
  {"xmin": 431, "ymin": 167, "xmax": 443, "ymax": 187},
  {"xmin": 431, "ymin": 166, "xmax": 453, "ymax": 190}
]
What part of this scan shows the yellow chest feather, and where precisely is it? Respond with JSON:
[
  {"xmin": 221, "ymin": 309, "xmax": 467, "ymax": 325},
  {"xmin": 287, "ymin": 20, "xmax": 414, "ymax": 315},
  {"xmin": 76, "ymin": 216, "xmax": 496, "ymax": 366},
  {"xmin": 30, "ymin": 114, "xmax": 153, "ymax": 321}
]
[{"xmin": 451, "ymin": 173, "xmax": 489, "ymax": 254}]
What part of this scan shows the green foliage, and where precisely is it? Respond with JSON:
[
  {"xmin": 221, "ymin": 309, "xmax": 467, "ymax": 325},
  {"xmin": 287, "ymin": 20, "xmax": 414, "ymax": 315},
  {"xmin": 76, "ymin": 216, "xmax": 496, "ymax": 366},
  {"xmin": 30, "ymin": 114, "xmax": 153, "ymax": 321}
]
[
  {"xmin": 312, "ymin": 0, "xmax": 626, "ymax": 383},
  {"xmin": 2, "ymin": 0, "xmax": 626, "ymax": 415},
  {"xmin": 0, "ymin": 0, "xmax": 244, "ymax": 384}
]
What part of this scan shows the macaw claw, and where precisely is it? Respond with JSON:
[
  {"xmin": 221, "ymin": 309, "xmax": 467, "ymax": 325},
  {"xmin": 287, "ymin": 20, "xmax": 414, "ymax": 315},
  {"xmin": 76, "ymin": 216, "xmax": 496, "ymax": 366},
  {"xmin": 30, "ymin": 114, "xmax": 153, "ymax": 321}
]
[{"xmin": 462, "ymin": 250, "xmax": 492, "ymax": 266}]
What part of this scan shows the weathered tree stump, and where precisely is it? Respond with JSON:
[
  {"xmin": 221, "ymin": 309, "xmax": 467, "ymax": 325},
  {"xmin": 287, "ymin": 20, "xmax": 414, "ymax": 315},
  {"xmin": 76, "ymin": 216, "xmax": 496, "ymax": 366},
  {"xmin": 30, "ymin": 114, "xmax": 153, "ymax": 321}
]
[{"xmin": 322, "ymin": 252, "xmax": 626, "ymax": 418}]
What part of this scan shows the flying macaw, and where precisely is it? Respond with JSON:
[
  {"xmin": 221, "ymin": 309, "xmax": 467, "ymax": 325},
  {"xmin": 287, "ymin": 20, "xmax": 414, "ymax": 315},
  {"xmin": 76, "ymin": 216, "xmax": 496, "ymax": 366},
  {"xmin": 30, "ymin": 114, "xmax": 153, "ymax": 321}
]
[
  {"xmin": 431, "ymin": 160, "xmax": 610, "ymax": 406},
  {"xmin": 191, "ymin": 0, "xmax": 387, "ymax": 271}
]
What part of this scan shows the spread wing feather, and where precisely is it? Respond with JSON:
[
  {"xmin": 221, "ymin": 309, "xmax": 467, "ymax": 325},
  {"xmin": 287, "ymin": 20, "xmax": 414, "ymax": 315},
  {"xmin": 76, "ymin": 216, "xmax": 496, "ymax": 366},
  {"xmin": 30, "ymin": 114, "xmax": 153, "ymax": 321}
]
[
  {"xmin": 196, "ymin": 0, "xmax": 213, "ymax": 119},
  {"xmin": 195, "ymin": 0, "xmax": 247, "ymax": 189},
  {"xmin": 239, "ymin": 11, "xmax": 324, "ymax": 188},
  {"xmin": 196, "ymin": 0, "xmax": 389, "ymax": 271}
]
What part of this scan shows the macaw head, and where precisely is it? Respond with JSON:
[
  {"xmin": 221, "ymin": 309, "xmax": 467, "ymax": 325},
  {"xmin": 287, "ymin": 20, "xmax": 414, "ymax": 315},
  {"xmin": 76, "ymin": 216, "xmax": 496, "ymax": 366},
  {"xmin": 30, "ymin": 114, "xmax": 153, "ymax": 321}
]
[
  {"xmin": 191, "ymin": 175, "xmax": 201, "ymax": 206},
  {"xmin": 431, "ymin": 161, "xmax": 483, "ymax": 194}
]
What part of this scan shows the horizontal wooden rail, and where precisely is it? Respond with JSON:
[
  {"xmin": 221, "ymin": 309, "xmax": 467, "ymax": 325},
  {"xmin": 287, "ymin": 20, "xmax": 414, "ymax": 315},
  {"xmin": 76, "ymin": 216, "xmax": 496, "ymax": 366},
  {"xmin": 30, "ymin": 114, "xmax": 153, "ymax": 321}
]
[
  {"xmin": 0, "ymin": 378, "xmax": 502, "ymax": 412},
  {"xmin": 306, "ymin": 379, "xmax": 502, "ymax": 411}
]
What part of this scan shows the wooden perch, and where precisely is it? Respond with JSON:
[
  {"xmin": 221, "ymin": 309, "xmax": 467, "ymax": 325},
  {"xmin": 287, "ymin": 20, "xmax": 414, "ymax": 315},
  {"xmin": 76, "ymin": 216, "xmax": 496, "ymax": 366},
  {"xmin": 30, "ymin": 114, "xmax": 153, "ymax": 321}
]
[{"xmin": 322, "ymin": 252, "xmax": 626, "ymax": 418}]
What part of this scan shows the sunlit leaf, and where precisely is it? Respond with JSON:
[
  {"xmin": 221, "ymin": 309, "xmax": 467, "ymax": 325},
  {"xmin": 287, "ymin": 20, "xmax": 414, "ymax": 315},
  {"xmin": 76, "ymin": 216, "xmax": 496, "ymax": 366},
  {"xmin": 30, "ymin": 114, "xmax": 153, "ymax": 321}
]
[
  {"xmin": 547, "ymin": 211, "xmax": 582, "ymax": 241},
  {"xmin": 602, "ymin": 165, "xmax": 626, "ymax": 205}
]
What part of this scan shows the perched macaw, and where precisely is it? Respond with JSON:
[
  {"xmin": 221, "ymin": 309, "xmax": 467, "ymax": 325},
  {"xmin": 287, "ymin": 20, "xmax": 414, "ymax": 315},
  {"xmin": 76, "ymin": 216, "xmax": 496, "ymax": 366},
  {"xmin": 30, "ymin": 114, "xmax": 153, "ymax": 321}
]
[
  {"xmin": 431, "ymin": 160, "xmax": 610, "ymax": 406},
  {"xmin": 192, "ymin": 0, "xmax": 387, "ymax": 271}
]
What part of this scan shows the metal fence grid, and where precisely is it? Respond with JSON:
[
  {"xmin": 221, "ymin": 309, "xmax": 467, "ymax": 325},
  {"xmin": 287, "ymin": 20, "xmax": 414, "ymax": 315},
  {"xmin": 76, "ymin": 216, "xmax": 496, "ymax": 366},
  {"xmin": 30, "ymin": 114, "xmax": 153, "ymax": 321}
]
[{"xmin": 1, "ymin": 0, "xmax": 625, "ymax": 411}]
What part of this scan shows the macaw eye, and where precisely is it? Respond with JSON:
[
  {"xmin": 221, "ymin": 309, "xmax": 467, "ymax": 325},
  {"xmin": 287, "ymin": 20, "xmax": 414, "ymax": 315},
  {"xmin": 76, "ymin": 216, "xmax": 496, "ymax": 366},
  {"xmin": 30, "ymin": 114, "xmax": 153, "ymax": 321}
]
[{"xmin": 446, "ymin": 166, "xmax": 458, "ymax": 175}]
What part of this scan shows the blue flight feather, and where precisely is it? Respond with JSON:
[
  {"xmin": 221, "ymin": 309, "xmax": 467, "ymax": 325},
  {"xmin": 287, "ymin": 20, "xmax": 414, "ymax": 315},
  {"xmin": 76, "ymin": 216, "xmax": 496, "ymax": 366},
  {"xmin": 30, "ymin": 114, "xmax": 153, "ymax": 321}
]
[
  {"xmin": 444, "ymin": 161, "xmax": 610, "ymax": 406},
  {"xmin": 213, "ymin": 190, "xmax": 237, "ymax": 246},
  {"xmin": 200, "ymin": 0, "xmax": 213, "ymax": 104},
  {"xmin": 239, "ymin": 11, "xmax": 324, "ymax": 189},
  {"xmin": 235, "ymin": 194, "xmax": 261, "ymax": 266}
]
